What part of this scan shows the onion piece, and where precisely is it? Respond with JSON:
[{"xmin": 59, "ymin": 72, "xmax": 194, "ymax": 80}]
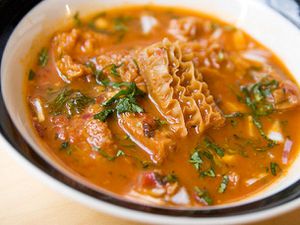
[
  {"xmin": 242, "ymin": 49, "xmax": 270, "ymax": 63},
  {"xmin": 282, "ymin": 138, "xmax": 293, "ymax": 164},
  {"xmin": 171, "ymin": 187, "xmax": 190, "ymax": 205},
  {"xmin": 31, "ymin": 98, "xmax": 45, "ymax": 122},
  {"xmin": 268, "ymin": 131, "xmax": 284, "ymax": 143},
  {"xmin": 245, "ymin": 173, "xmax": 267, "ymax": 187},
  {"xmin": 140, "ymin": 15, "xmax": 158, "ymax": 34}
]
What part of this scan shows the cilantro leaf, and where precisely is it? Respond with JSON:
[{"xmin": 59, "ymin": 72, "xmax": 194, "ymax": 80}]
[
  {"xmin": 115, "ymin": 96, "xmax": 144, "ymax": 113},
  {"xmin": 49, "ymin": 89, "xmax": 94, "ymax": 117},
  {"xmin": 218, "ymin": 175, "xmax": 229, "ymax": 193},
  {"xmin": 204, "ymin": 138, "xmax": 225, "ymax": 157},
  {"xmin": 200, "ymin": 168, "xmax": 216, "ymax": 178},
  {"xmin": 38, "ymin": 48, "xmax": 48, "ymax": 67},
  {"xmin": 194, "ymin": 187, "xmax": 213, "ymax": 205},
  {"xmin": 189, "ymin": 150, "xmax": 203, "ymax": 170},
  {"xmin": 270, "ymin": 162, "xmax": 280, "ymax": 176},
  {"xmin": 94, "ymin": 109, "xmax": 114, "ymax": 122},
  {"xmin": 28, "ymin": 69, "xmax": 36, "ymax": 80}
]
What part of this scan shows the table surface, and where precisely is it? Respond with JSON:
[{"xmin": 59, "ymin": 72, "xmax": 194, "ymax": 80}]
[{"xmin": 1, "ymin": 148, "xmax": 300, "ymax": 225}]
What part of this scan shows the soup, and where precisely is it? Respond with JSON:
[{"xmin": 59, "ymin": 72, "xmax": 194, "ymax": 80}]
[{"xmin": 26, "ymin": 6, "xmax": 300, "ymax": 207}]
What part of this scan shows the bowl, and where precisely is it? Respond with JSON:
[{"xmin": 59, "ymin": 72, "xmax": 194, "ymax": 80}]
[{"xmin": 1, "ymin": 0, "xmax": 300, "ymax": 224}]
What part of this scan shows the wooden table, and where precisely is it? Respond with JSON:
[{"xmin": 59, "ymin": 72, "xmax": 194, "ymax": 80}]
[{"xmin": 1, "ymin": 148, "xmax": 300, "ymax": 225}]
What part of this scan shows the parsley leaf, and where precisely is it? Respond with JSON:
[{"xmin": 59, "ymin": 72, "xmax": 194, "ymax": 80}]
[{"xmin": 38, "ymin": 48, "xmax": 48, "ymax": 67}]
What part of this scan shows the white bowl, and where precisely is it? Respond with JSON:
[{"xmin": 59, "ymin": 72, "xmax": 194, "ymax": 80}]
[{"xmin": 1, "ymin": 0, "xmax": 300, "ymax": 224}]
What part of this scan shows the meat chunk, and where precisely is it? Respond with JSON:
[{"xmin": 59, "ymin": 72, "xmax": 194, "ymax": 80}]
[
  {"xmin": 96, "ymin": 50, "xmax": 146, "ymax": 92},
  {"xmin": 138, "ymin": 38, "xmax": 225, "ymax": 137},
  {"xmin": 249, "ymin": 66, "xmax": 300, "ymax": 111},
  {"xmin": 272, "ymin": 80, "xmax": 300, "ymax": 110},
  {"xmin": 51, "ymin": 28, "xmax": 108, "ymax": 81},
  {"xmin": 56, "ymin": 55, "xmax": 92, "ymax": 80},
  {"xmin": 168, "ymin": 17, "xmax": 202, "ymax": 41},
  {"xmin": 118, "ymin": 113, "xmax": 175, "ymax": 164}
]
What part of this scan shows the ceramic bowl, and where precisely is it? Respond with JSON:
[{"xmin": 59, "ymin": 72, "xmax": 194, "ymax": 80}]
[{"xmin": 1, "ymin": 0, "xmax": 300, "ymax": 224}]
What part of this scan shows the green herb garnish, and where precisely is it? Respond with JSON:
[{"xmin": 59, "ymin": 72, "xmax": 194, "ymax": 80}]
[
  {"xmin": 204, "ymin": 138, "xmax": 225, "ymax": 157},
  {"xmin": 270, "ymin": 162, "xmax": 280, "ymax": 176},
  {"xmin": 93, "ymin": 109, "xmax": 114, "ymax": 122},
  {"xmin": 218, "ymin": 175, "xmax": 229, "ymax": 193},
  {"xmin": 162, "ymin": 173, "xmax": 178, "ymax": 184},
  {"xmin": 73, "ymin": 12, "xmax": 82, "ymax": 27},
  {"xmin": 49, "ymin": 89, "xmax": 94, "ymax": 117},
  {"xmin": 194, "ymin": 187, "xmax": 213, "ymax": 205},
  {"xmin": 224, "ymin": 112, "xmax": 244, "ymax": 119},
  {"xmin": 155, "ymin": 119, "xmax": 168, "ymax": 127},
  {"xmin": 38, "ymin": 48, "xmax": 48, "ymax": 67},
  {"xmin": 109, "ymin": 63, "xmax": 123, "ymax": 77},
  {"xmin": 28, "ymin": 69, "xmax": 36, "ymax": 80},
  {"xmin": 200, "ymin": 168, "xmax": 216, "ymax": 178},
  {"xmin": 60, "ymin": 141, "xmax": 72, "ymax": 155},
  {"xmin": 96, "ymin": 148, "xmax": 125, "ymax": 161},
  {"xmin": 189, "ymin": 150, "xmax": 203, "ymax": 170}
]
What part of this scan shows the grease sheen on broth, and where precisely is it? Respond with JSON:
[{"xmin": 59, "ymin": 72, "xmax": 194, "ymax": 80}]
[{"xmin": 26, "ymin": 6, "xmax": 300, "ymax": 207}]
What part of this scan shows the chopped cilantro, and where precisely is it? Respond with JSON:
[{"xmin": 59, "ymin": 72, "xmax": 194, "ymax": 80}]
[
  {"xmin": 189, "ymin": 150, "xmax": 203, "ymax": 170},
  {"xmin": 200, "ymin": 168, "xmax": 216, "ymax": 178},
  {"xmin": 204, "ymin": 138, "xmax": 225, "ymax": 157},
  {"xmin": 155, "ymin": 119, "xmax": 168, "ymax": 127},
  {"xmin": 224, "ymin": 112, "xmax": 244, "ymax": 118},
  {"xmin": 115, "ymin": 96, "xmax": 144, "ymax": 113},
  {"xmin": 49, "ymin": 89, "xmax": 94, "ymax": 117},
  {"xmin": 116, "ymin": 150, "xmax": 125, "ymax": 157},
  {"xmin": 218, "ymin": 175, "xmax": 229, "ymax": 193},
  {"xmin": 28, "ymin": 69, "xmax": 36, "ymax": 80},
  {"xmin": 109, "ymin": 63, "xmax": 123, "ymax": 77},
  {"xmin": 96, "ymin": 148, "xmax": 125, "ymax": 161},
  {"xmin": 194, "ymin": 187, "xmax": 213, "ymax": 205},
  {"xmin": 60, "ymin": 141, "xmax": 72, "ymax": 155},
  {"xmin": 102, "ymin": 82, "xmax": 144, "ymax": 110},
  {"xmin": 270, "ymin": 162, "xmax": 280, "ymax": 176},
  {"xmin": 60, "ymin": 141, "xmax": 69, "ymax": 149},
  {"xmin": 113, "ymin": 16, "xmax": 129, "ymax": 32},
  {"xmin": 94, "ymin": 109, "xmax": 114, "ymax": 122},
  {"xmin": 38, "ymin": 48, "xmax": 48, "ymax": 67},
  {"xmin": 162, "ymin": 173, "xmax": 178, "ymax": 184},
  {"xmin": 73, "ymin": 12, "xmax": 82, "ymax": 27}
]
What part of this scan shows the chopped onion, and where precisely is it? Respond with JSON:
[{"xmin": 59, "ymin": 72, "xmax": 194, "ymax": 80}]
[
  {"xmin": 245, "ymin": 173, "xmax": 267, "ymax": 187},
  {"xmin": 171, "ymin": 187, "xmax": 190, "ymax": 205},
  {"xmin": 268, "ymin": 131, "xmax": 284, "ymax": 143},
  {"xmin": 268, "ymin": 120, "xmax": 284, "ymax": 143},
  {"xmin": 140, "ymin": 15, "xmax": 158, "ymax": 34},
  {"xmin": 282, "ymin": 138, "xmax": 293, "ymax": 164},
  {"xmin": 31, "ymin": 98, "xmax": 45, "ymax": 122},
  {"xmin": 242, "ymin": 50, "xmax": 270, "ymax": 63}
]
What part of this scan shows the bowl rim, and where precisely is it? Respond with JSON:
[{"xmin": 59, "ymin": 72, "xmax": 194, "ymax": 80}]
[{"xmin": 1, "ymin": 0, "xmax": 300, "ymax": 224}]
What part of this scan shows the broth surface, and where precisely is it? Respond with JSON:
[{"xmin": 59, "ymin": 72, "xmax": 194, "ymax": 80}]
[{"xmin": 26, "ymin": 6, "xmax": 300, "ymax": 207}]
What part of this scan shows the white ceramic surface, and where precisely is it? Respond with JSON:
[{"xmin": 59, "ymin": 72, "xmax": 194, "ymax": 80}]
[{"xmin": 1, "ymin": 0, "xmax": 300, "ymax": 224}]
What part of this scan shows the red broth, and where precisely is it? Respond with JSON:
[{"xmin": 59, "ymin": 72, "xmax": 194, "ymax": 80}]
[{"xmin": 25, "ymin": 6, "xmax": 300, "ymax": 206}]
